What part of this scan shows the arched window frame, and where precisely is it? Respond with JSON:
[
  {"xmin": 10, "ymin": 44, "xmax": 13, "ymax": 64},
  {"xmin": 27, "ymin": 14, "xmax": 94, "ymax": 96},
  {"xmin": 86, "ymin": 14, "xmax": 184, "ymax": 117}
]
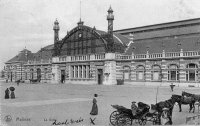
[
  {"xmin": 151, "ymin": 65, "xmax": 161, "ymax": 81},
  {"xmin": 168, "ymin": 64, "xmax": 179, "ymax": 81},
  {"xmin": 136, "ymin": 65, "xmax": 145, "ymax": 81},
  {"xmin": 186, "ymin": 63, "xmax": 198, "ymax": 82}
]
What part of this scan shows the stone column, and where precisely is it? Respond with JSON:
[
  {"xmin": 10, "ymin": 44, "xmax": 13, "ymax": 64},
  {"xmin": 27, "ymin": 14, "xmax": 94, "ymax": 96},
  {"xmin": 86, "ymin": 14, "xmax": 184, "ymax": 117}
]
[
  {"xmin": 51, "ymin": 64, "xmax": 59, "ymax": 83},
  {"xmin": 179, "ymin": 59, "xmax": 185, "ymax": 82},
  {"xmin": 104, "ymin": 53, "xmax": 117, "ymax": 85},
  {"xmin": 78, "ymin": 65, "xmax": 80, "ymax": 78},
  {"xmin": 131, "ymin": 61, "xmax": 136, "ymax": 81},
  {"xmin": 145, "ymin": 61, "xmax": 151, "ymax": 81},
  {"xmin": 74, "ymin": 66, "xmax": 76, "ymax": 78},
  {"xmin": 86, "ymin": 65, "xmax": 88, "ymax": 79}
]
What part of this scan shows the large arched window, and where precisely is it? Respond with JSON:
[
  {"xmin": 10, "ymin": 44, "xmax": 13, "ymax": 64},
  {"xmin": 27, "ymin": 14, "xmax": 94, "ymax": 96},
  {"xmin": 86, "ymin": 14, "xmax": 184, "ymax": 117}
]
[
  {"xmin": 168, "ymin": 64, "xmax": 179, "ymax": 81},
  {"xmin": 186, "ymin": 63, "xmax": 198, "ymax": 81},
  {"xmin": 151, "ymin": 65, "xmax": 161, "ymax": 81},
  {"xmin": 61, "ymin": 26, "xmax": 106, "ymax": 56},
  {"xmin": 123, "ymin": 66, "xmax": 131, "ymax": 80},
  {"xmin": 136, "ymin": 65, "xmax": 145, "ymax": 81}
]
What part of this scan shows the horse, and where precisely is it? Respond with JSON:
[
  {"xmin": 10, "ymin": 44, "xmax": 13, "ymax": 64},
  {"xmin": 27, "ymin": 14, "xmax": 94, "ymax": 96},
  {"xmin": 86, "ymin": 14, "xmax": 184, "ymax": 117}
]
[
  {"xmin": 171, "ymin": 94, "xmax": 195, "ymax": 113},
  {"xmin": 182, "ymin": 91, "xmax": 200, "ymax": 102},
  {"xmin": 29, "ymin": 79, "xmax": 38, "ymax": 83},
  {"xmin": 153, "ymin": 97, "xmax": 176, "ymax": 125}
]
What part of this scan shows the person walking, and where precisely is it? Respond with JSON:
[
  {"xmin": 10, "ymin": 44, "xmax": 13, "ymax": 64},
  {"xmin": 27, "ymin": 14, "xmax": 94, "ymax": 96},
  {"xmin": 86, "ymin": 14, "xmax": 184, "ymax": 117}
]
[
  {"xmin": 5, "ymin": 88, "xmax": 10, "ymax": 99},
  {"xmin": 90, "ymin": 94, "xmax": 98, "ymax": 125},
  {"xmin": 10, "ymin": 91, "xmax": 15, "ymax": 99},
  {"xmin": 9, "ymin": 87, "xmax": 15, "ymax": 99},
  {"xmin": 17, "ymin": 79, "xmax": 20, "ymax": 86}
]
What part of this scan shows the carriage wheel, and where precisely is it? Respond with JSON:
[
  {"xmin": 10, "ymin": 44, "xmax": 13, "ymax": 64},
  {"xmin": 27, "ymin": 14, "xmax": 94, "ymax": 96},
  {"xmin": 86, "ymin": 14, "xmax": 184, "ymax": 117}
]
[
  {"xmin": 117, "ymin": 115, "xmax": 132, "ymax": 126},
  {"xmin": 110, "ymin": 111, "xmax": 120, "ymax": 126},
  {"xmin": 138, "ymin": 116, "xmax": 147, "ymax": 125},
  {"xmin": 152, "ymin": 114, "xmax": 160, "ymax": 125}
]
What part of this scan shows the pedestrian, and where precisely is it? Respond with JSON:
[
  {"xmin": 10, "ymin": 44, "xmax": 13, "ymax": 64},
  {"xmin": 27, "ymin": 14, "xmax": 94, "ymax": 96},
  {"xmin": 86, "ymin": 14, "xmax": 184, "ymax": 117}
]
[
  {"xmin": 10, "ymin": 91, "xmax": 15, "ymax": 99},
  {"xmin": 161, "ymin": 108, "xmax": 171, "ymax": 125},
  {"xmin": 5, "ymin": 88, "xmax": 10, "ymax": 99},
  {"xmin": 9, "ymin": 87, "xmax": 15, "ymax": 99},
  {"xmin": 17, "ymin": 79, "xmax": 20, "ymax": 86},
  {"xmin": 170, "ymin": 83, "xmax": 175, "ymax": 92},
  {"xmin": 90, "ymin": 94, "xmax": 98, "ymax": 125},
  {"xmin": 131, "ymin": 101, "xmax": 138, "ymax": 116}
]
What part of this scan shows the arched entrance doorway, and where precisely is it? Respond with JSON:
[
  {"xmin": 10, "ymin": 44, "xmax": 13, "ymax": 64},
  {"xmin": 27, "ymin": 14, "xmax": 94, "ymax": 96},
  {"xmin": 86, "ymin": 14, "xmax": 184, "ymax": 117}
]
[
  {"xmin": 30, "ymin": 69, "xmax": 34, "ymax": 79},
  {"xmin": 61, "ymin": 70, "xmax": 65, "ymax": 83},
  {"xmin": 44, "ymin": 68, "xmax": 48, "ymax": 82},
  {"xmin": 123, "ymin": 66, "xmax": 131, "ymax": 80},
  {"xmin": 37, "ymin": 68, "xmax": 41, "ymax": 82},
  {"xmin": 136, "ymin": 65, "xmax": 145, "ymax": 81},
  {"xmin": 186, "ymin": 63, "xmax": 198, "ymax": 82},
  {"xmin": 151, "ymin": 65, "xmax": 161, "ymax": 81},
  {"xmin": 10, "ymin": 72, "xmax": 12, "ymax": 82},
  {"xmin": 97, "ymin": 69, "xmax": 103, "ymax": 85}
]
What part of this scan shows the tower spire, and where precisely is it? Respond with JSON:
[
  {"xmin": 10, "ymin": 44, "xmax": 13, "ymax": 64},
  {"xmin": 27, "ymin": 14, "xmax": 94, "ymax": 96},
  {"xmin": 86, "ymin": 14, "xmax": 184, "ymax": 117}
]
[
  {"xmin": 107, "ymin": 5, "xmax": 114, "ymax": 35},
  {"xmin": 80, "ymin": 0, "xmax": 82, "ymax": 21},
  {"xmin": 53, "ymin": 19, "xmax": 60, "ymax": 43},
  {"xmin": 77, "ymin": 0, "xmax": 84, "ymax": 26}
]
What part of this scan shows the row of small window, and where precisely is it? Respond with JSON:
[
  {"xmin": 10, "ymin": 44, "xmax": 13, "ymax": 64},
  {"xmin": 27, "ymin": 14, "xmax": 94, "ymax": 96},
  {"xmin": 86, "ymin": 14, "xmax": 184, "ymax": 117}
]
[
  {"xmin": 71, "ymin": 65, "xmax": 91, "ymax": 78},
  {"xmin": 127, "ymin": 70, "xmax": 199, "ymax": 81},
  {"xmin": 67, "ymin": 46, "xmax": 105, "ymax": 55}
]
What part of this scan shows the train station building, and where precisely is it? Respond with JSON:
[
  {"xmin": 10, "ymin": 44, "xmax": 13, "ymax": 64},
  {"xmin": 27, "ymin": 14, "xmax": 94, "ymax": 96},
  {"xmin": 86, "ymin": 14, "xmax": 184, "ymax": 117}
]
[{"xmin": 5, "ymin": 7, "xmax": 200, "ymax": 86}]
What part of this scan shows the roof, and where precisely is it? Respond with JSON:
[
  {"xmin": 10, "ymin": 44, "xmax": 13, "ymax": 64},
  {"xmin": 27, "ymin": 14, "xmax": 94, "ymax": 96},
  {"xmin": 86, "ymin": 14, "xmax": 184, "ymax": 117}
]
[
  {"xmin": 6, "ymin": 44, "xmax": 54, "ymax": 63},
  {"xmin": 115, "ymin": 18, "xmax": 200, "ymax": 41},
  {"xmin": 125, "ymin": 34, "xmax": 200, "ymax": 55},
  {"xmin": 96, "ymin": 29, "xmax": 129, "ymax": 46},
  {"xmin": 33, "ymin": 44, "xmax": 54, "ymax": 61},
  {"xmin": 60, "ymin": 24, "xmax": 129, "ymax": 54},
  {"xmin": 115, "ymin": 18, "xmax": 200, "ymax": 34},
  {"xmin": 6, "ymin": 49, "xmax": 34, "ymax": 63}
]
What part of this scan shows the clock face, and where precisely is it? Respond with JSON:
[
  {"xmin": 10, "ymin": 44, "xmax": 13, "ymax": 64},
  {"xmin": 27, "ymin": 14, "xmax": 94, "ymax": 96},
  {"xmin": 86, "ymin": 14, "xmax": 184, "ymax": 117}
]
[{"xmin": 78, "ymin": 33, "xmax": 82, "ymax": 38}]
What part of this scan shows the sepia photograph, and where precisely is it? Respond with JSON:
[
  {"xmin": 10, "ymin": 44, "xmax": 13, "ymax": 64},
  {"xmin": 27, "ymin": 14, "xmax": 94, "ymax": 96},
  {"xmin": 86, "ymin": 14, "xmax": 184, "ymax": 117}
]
[{"xmin": 0, "ymin": 0, "xmax": 200, "ymax": 125}]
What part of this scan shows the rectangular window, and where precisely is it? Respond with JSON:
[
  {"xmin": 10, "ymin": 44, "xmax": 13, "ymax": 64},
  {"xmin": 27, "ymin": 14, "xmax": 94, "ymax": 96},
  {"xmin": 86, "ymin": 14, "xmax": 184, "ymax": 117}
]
[
  {"xmin": 79, "ymin": 65, "xmax": 82, "ymax": 78},
  {"xmin": 72, "ymin": 66, "xmax": 74, "ymax": 78},
  {"xmin": 25, "ymin": 72, "xmax": 27, "ymax": 80},
  {"xmin": 88, "ymin": 65, "xmax": 90, "ymax": 78},
  {"xmin": 83, "ymin": 48, "xmax": 86, "ymax": 55},
  {"xmin": 83, "ymin": 65, "xmax": 86, "ymax": 78},
  {"xmin": 171, "ymin": 71, "xmax": 176, "ymax": 80},
  {"xmin": 75, "ymin": 66, "xmax": 78, "ymax": 78},
  {"xmin": 87, "ymin": 48, "xmax": 91, "ymax": 54}
]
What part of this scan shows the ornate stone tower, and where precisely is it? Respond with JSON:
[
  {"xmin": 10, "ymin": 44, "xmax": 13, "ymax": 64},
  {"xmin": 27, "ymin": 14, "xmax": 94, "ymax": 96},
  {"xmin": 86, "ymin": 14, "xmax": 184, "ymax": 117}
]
[
  {"xmin": 53, "ymin": 19, "xmax": 60, "ymax": 43},
  {"xmin": 107, "ymin": 6, "xmax": 114, "ymax": 36}
]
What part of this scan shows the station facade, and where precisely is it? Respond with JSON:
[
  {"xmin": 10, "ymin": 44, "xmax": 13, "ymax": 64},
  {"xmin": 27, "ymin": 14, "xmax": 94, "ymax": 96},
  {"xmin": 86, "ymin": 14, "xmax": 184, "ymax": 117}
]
[{"xmin": 5, "ymin": 7, "xmax": 200, "ymax": 85}]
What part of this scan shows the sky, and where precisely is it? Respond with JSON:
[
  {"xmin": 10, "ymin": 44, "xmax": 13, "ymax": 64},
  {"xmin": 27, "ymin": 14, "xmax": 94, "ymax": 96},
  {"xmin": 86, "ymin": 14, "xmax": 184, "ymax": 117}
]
[{"xmin": 0, "ymin": 0, "xmax": 200, "ymax": 70}]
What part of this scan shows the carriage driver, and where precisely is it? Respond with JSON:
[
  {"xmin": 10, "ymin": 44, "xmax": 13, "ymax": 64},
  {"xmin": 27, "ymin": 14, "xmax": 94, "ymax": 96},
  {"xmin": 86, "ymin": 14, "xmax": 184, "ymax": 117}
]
[
  {"xmin": 161, "ymin": 107, "xmax": 171, "ymax": 125},
  {"xmin": 131, "ymin": 101, "xmax": 138, "ymax": 116}
]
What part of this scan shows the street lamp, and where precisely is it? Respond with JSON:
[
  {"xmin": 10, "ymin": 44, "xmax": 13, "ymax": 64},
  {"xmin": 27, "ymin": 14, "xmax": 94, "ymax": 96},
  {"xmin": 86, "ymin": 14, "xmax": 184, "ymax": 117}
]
[
  {"xmin": 177, "ymin": 41, "xmax": 181, "ymax": 84},
  {"xmin": 161, "ymin": 42, "xmax": 165, "ymax": 85},
  {"xmin": 20, "ymin": 63, "xmax": 22, "ymax": 80},
  {"xmin": 146, "ymin": 46, "xmax": 150, "ymax": 82}
]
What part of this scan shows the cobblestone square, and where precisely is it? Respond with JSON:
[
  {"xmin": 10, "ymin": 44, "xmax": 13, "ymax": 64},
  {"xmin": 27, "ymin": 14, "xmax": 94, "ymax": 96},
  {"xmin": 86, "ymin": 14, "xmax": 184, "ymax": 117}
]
[{"xmin": 0, "ymin": 81, "xmax": 200, "ymax": 125}]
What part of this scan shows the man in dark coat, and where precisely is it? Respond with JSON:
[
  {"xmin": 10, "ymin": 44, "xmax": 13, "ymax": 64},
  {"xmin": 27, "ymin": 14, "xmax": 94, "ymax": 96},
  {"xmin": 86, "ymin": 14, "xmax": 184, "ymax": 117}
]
[{"xmin": 5, "ymin": 88, "xmax": 10, "ymax": 99}]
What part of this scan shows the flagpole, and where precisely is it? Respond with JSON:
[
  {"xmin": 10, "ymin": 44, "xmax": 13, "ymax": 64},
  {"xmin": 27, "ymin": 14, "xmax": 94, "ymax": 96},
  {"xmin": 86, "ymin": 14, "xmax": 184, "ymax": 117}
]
[{"xmin": 156, "ymin": 86, "xmax": 159, "ymax": 104}]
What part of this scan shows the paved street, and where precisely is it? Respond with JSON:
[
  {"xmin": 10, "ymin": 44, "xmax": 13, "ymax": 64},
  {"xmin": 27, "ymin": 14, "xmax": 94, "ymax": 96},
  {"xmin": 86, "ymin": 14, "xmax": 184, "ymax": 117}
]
[{"xmin": 0, "ymin": 81, "xmax": 200, "ymax": 126}]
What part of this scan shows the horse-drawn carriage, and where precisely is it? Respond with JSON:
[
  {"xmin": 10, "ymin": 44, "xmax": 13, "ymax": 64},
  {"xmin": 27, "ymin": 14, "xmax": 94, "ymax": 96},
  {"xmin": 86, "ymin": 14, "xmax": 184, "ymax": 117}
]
[
  {"xmin": 29, "ymin": 78, "xmax": 41, "ymax": 83},
  {"xmin": 109, "ymin": 102, "xmax": 159, "ymax": 126}
]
